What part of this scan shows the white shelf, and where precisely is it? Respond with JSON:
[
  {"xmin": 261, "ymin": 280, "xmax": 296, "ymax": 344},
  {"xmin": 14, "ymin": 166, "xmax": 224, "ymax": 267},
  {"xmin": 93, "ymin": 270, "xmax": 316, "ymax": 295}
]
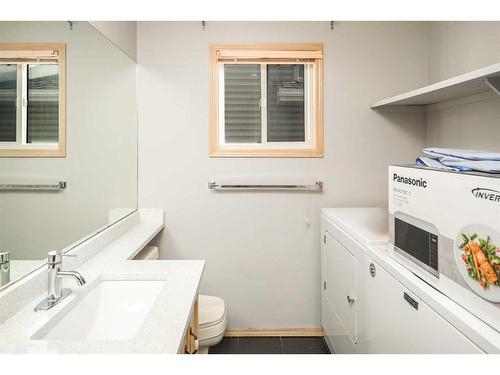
[{"xmin": 371, "ymin": 62, "xmax": 500, "ymax": 110}]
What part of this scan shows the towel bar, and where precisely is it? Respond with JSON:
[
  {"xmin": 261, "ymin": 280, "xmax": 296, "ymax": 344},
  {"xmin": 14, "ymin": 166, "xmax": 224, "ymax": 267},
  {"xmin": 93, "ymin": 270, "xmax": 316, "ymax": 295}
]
[
  {"xmin": 0, "ymin": 181, "xmax": 67, "ymax": 191},
  {"xmin": 208, "ymin": 181, "xmax": 323, "ymax": 192}
]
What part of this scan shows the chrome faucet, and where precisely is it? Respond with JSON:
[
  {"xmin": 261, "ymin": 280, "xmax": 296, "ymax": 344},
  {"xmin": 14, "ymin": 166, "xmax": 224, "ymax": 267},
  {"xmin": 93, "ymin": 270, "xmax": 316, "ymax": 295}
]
[
  {"xmin": 34, "ymin": 250, "xmax": 86, "ymax": 311},
  {"xmin": 0, "ymin": 251, "xmax": 10, "ymax": 287}
]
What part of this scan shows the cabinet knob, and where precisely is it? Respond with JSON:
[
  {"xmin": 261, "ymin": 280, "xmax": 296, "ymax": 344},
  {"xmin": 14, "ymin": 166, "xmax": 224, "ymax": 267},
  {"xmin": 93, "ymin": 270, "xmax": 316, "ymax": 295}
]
[{"xmin": 346, "ymin": 295, "xmax": 356, "ymax": 304}]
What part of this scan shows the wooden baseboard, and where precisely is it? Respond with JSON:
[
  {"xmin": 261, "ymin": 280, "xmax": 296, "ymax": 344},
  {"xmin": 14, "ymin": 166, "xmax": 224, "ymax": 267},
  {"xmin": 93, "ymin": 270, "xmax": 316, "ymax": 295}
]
[{"xmin": 224, "ymin": 328, "xmax": 324, "ymax": 337}]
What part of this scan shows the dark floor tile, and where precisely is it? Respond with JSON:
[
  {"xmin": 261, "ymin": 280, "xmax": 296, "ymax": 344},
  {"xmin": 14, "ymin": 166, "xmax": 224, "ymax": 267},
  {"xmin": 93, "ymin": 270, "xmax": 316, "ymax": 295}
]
[
  {"xmin": 238, "ymin": 337, "xmax": 283, "ymax": 354},
  {"xmin": 281, "ymin": 337, "xmax": 330, "ymax": 354},
  {"xmin": 209, "ymin": 337, "xmax": 239, "ymax": 354}
]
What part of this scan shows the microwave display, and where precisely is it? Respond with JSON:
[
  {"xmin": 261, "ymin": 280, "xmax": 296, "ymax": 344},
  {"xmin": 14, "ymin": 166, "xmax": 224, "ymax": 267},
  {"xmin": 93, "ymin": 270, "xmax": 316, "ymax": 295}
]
[{"xmin": 394, "ymin": 218, "xmax": 438, "ymax": 275}]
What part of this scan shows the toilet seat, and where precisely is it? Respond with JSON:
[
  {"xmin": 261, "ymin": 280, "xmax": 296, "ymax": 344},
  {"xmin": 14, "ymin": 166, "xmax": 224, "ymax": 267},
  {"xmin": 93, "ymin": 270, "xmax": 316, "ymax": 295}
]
[{"xmin": 198, "ymin": 295, "xmax": 227, "ymax": 347}]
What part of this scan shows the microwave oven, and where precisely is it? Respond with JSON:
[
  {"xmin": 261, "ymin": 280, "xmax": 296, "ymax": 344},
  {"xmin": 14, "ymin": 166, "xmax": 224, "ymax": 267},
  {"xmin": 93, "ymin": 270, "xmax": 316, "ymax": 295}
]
[
  {"xmin": 388, "ymin": 165, "xmax": 500, "ymax": 333},
  {"xmin": 393, "ymin": 212, "xmax": 439, "ymax": 278}
]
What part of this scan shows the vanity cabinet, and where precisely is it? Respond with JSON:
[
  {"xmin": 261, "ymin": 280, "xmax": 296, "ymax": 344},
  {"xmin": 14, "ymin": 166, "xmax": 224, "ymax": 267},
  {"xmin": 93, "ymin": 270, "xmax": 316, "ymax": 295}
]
[
  {"xmin": 364, "ymin": 257, "xmax": 482, "ymax": 354},
  {"xmin": 183, "ymin": 298, "xmax": 199, "ymax": 354}
]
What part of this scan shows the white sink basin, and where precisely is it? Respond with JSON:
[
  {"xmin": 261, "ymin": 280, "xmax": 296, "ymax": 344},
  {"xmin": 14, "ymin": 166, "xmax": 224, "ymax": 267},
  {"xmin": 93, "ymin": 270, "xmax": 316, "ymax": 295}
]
[{"xmin": 32, "ymin": 279, "xmax": 165, "ymax": 341}]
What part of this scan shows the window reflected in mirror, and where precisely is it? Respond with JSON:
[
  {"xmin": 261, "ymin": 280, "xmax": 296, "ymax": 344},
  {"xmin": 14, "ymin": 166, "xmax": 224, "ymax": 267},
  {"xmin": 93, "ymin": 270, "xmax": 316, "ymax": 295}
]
[{"xmin": 0, "ymin": 44, "xmax": 65, "ymax": 157}]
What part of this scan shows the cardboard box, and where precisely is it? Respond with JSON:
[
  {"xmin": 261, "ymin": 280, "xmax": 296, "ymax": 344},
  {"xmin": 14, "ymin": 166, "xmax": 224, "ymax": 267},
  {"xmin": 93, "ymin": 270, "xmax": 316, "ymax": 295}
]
[{"xmin": 388, "ymin": 165, "xmax": 500, "ymax": 331}]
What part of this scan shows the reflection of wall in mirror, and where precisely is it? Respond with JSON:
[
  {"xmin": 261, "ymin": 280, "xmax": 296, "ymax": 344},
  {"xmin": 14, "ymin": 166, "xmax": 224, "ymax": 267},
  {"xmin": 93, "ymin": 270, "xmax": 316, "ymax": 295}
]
[
  {"xmin": 89, "ymin": 21, "xmax": 137, "ymax": 61},
  {"xmin": 0, "ymin": 22, "xmax": 138, "ymax": 266}
]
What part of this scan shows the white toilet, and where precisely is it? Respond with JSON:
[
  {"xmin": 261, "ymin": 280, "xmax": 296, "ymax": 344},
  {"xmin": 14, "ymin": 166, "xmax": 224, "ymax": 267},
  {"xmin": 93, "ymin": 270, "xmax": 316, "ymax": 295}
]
[
  {"xmin": 197, "ymin": 294, "xmax": 227, "ymax": 353},
  {"xmin": 134, "ymin": 246, "xmax": 227, "ymax": 353}
]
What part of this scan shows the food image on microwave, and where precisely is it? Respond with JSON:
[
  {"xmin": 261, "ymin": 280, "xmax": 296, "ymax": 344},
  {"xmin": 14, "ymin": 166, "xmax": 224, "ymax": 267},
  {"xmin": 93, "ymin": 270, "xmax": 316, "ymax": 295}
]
[{"xmin": 458, "ymin": 233, "xmax": 500, "ymax": 289}]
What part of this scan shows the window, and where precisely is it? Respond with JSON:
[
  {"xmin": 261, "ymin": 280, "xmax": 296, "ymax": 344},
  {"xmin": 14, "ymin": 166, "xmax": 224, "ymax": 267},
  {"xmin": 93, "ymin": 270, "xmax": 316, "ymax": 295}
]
[
  {"xmin": 0, "ymin": 44, "xmax": 65, "ymax": 157},
  {"xmin": 209, "ymin": 44, "xmax": 323, "ymax": 157}
]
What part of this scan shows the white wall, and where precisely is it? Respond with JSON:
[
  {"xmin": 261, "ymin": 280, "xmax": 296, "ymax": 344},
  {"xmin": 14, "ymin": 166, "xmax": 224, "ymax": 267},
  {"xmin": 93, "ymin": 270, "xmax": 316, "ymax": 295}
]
[
  {"xmin": 0, "ymin": 22, "xmax": 138, "ymax": 261},
  {"xmin": 137, "ymin": 21, "xmax": 428, "ymax": 329},
  {"xmin": 426, "ymin": 22, "xmax": 500, "ymax": 151},
  {"xmin": 428, "ymin": 22, "xmax": 500, "ymax": 82},
  {"xmin": 90, "ymin": 21, "xmax": 137, "ymax": 61}
]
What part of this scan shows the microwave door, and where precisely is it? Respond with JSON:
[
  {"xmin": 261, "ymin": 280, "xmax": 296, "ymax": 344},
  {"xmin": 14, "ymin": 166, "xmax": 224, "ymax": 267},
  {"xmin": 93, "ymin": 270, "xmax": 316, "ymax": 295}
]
[{"xmin": 394, "ymin": 215, "xmax": 439, "ymax": 277}]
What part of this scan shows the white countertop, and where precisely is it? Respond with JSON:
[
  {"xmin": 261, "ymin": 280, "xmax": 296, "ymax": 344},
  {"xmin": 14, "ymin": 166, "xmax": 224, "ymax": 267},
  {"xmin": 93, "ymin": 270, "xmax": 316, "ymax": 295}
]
[
  {"xmin": 0, "ymin": 210, "xmax": 205, "ymax": 354},
  {"xmin": 321, "ymin": 207, "xmax": 388, "ymax": 246}
]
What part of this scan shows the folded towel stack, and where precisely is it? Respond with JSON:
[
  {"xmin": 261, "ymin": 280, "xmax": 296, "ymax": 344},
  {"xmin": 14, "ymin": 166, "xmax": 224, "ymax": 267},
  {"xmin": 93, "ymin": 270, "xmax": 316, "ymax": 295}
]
[{"xmin": 416, "ymin": 148, "xmax": 500, "ymax": 174}]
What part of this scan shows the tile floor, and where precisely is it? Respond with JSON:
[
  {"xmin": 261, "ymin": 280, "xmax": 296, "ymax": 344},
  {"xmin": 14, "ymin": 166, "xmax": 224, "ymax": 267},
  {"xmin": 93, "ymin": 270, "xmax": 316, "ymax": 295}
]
[{"xmin": 209, "ymin": 336, "xmax": 331, "ymax": 354}]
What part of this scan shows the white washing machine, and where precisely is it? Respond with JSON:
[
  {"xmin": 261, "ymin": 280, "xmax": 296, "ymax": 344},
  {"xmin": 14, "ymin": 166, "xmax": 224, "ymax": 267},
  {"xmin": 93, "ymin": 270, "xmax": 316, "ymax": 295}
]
[{"xmin": 320, "ymin": 207, "xmax": 388, "ymax": 353}]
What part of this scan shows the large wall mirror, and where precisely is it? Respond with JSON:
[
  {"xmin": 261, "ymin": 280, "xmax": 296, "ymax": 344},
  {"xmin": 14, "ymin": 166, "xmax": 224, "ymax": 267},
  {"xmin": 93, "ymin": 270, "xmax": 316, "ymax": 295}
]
[{"xmin": 0, "ymin": 21, "xmax": 138, "ymax": 289}]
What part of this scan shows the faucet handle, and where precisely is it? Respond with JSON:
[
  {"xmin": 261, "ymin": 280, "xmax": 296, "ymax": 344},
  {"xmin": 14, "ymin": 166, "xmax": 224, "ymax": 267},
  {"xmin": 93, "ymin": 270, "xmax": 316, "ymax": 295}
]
[
  {"xmin": 47, "ymin": 250, "xmax": 78, "ymax": 265},
  {"xmin": 0, "ymin": 251, "xmax": 10, "ymax": 265},
  {"xmin": 47, "ymin": 250, "xmax": 62, "ymax": 265}
]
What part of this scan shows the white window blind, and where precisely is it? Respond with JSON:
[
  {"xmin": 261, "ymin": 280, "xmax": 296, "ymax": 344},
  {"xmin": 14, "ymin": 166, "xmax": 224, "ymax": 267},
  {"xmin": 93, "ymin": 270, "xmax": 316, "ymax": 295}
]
[
  {"xmin": 224, "ymin": 64, "xmax": 262, "ymax": 143},
  {"xmin": 0, "ymin": 49, "xmax": 58, "ymax": 61},
  {"xmin": 0, "ymin": 64, "xmax": 17, "ymax": 142},
  {"xmin": 221, "ymin": 63, "xmax": 311, "ymax": 145},
  {"xmin": 27, "ymin": 64, "xmax": 59, "ymax": 143},
  {"xmin": 216, "ymin": 48, "xmax": 322, "ymax": 61}
]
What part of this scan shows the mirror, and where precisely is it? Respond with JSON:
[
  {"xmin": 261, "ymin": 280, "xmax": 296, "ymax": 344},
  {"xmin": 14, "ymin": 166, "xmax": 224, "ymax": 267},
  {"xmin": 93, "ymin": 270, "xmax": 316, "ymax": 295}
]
[{"xmin": 0, "ymin": 21, "xmax": 138, "ymax": 289}]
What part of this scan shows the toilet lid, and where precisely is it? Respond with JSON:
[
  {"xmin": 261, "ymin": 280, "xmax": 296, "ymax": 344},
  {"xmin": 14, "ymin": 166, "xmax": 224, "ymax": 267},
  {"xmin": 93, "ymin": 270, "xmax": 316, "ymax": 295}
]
[{"xmin": 198, "ymin": 295, "xmax": 226, "ymax": 328}]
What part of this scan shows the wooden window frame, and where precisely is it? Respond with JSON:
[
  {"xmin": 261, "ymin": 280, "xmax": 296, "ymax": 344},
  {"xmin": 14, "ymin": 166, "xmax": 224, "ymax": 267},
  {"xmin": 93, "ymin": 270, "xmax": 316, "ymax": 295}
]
[
  {"xmin": 209, "ymin": 43, "xmax": 324, "ymax": 158},
  {"xmin": 0, "ymin": 43, "xmax": 66, "ymax": 158}
]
